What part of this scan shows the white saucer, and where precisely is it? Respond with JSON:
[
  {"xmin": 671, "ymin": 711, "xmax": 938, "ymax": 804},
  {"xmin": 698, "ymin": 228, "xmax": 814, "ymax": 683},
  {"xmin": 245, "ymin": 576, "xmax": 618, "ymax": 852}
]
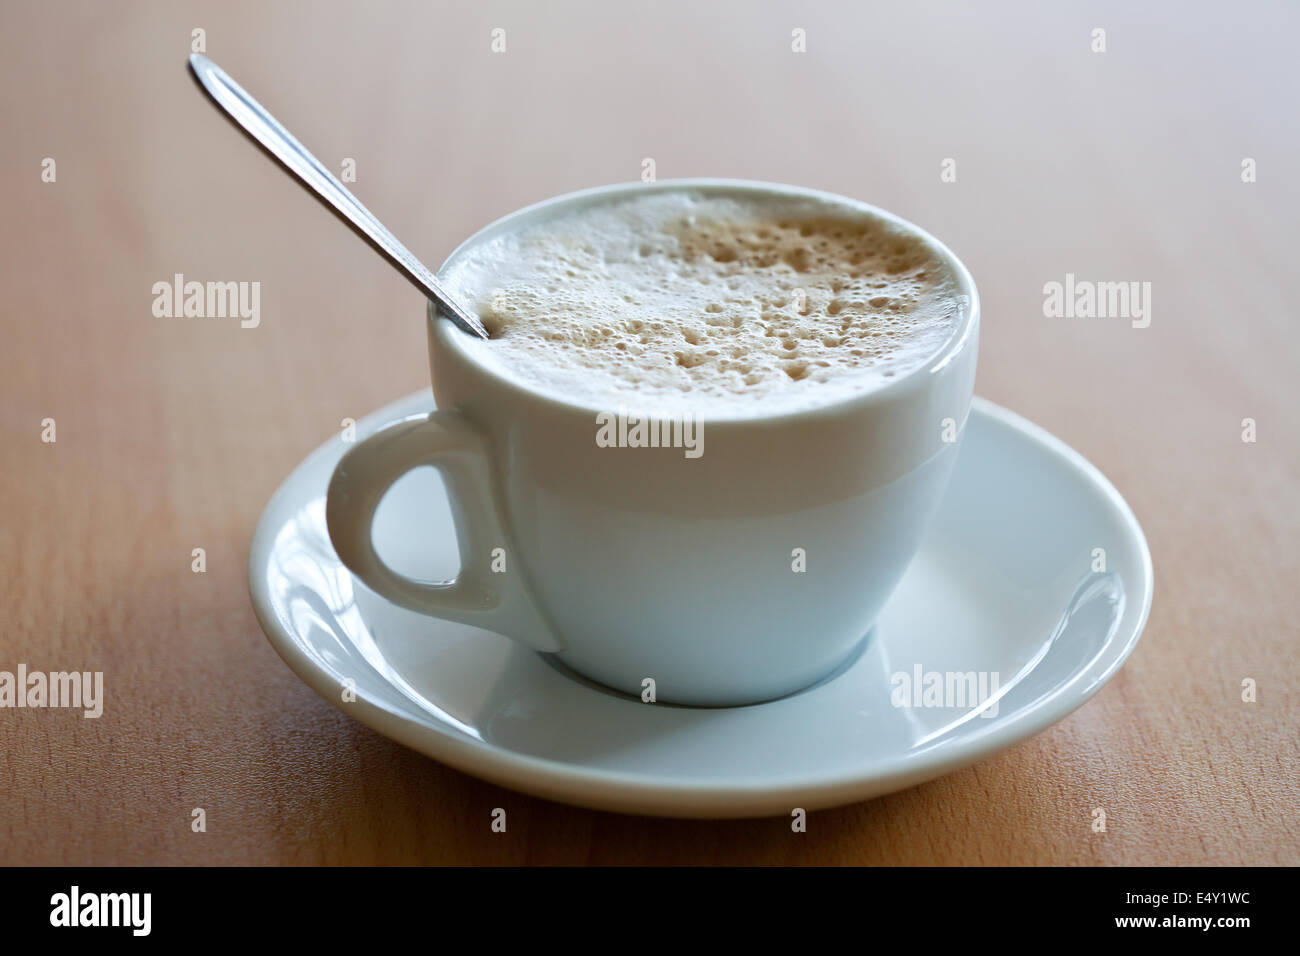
[{"xmin": 249, "ymin": 391, "xmax": 1152, "ymax": 818}]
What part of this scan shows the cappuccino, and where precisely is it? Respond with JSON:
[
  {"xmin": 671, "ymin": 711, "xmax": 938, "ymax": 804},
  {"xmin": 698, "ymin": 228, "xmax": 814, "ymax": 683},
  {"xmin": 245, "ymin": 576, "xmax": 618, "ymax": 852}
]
[
  {"xmin": 331, "ymin": 182, "xmax": 980, "ymax": 704},
  {"xmin": 444, "ymin": 190, "xmax": 962, "ymax": 415}
]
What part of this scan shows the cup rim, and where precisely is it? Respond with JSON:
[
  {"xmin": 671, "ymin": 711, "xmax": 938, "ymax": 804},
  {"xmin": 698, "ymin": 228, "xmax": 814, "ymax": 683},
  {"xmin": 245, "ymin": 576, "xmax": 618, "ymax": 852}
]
[{"xmin": 429, "ymin": 178, "xmax": 979, "ymax": 426}]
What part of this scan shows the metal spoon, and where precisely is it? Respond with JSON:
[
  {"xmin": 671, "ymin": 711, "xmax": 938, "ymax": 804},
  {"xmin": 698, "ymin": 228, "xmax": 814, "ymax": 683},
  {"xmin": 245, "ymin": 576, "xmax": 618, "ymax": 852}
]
[{"xmin": 187, "ymin": 53, "xmax": 488, "ymax": 339}]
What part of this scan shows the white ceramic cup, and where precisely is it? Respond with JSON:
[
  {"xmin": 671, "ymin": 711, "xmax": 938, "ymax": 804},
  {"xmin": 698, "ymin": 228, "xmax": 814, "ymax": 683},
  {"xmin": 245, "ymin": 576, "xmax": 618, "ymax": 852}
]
[{"xmin": 325, "ymin": 179, "xmax": 979, "ymax": 706}]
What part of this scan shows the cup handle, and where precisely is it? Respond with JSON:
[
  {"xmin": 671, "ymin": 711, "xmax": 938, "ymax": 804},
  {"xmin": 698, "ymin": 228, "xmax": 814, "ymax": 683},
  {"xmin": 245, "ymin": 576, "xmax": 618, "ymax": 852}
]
[{"xmin": 325, "ymin": 411, "xmax": 564, "ymax": 653}]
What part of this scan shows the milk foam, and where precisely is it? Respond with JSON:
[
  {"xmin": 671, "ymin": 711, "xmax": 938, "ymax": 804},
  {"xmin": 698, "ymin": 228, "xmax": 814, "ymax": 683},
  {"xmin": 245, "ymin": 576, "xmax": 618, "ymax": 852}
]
[{"xmin": 443, "ymin": 190, "xmax": 962, "ymax": 415}]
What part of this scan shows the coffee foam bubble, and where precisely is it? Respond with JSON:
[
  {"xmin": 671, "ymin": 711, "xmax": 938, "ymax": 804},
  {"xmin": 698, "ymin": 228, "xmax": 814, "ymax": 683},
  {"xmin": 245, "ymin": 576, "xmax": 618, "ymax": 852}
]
[{"xmin": 443, "ymin": 191, "xmax": 962, "ymax": 416}]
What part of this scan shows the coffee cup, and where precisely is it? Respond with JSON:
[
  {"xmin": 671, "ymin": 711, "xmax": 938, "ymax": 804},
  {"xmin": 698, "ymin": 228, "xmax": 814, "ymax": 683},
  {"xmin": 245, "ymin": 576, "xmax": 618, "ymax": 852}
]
[{"xmin": 325, "ymin": 179, "xmax": 979, "ymax": 705}]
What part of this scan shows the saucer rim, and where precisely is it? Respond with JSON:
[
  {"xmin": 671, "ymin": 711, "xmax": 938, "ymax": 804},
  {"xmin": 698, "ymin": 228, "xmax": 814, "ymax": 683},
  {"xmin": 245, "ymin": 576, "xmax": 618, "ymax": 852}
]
[{"xmin": 248, "ymin": 392, "xmax": 1153, "ymax": 817}]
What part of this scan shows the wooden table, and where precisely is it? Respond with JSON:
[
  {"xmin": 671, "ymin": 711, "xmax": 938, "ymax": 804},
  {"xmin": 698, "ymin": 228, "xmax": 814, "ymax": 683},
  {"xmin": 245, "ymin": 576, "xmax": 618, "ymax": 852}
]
[{"xmin": 2, "ymin": 1, "xmax": 1296, "ymax": 865}]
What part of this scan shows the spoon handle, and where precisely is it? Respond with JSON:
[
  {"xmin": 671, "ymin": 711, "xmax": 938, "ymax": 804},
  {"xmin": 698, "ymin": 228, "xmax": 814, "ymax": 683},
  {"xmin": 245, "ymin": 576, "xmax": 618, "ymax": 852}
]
[{"xmin": 188, "ymin": 53, "xmax": 488, "ymax": 339}]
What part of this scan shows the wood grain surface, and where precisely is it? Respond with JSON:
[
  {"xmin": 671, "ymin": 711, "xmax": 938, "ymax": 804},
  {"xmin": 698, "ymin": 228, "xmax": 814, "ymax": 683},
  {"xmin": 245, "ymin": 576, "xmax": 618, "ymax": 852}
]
[{"xmin": 1, "ymin": 0, "xmax": 1296, "ymax": 865}]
